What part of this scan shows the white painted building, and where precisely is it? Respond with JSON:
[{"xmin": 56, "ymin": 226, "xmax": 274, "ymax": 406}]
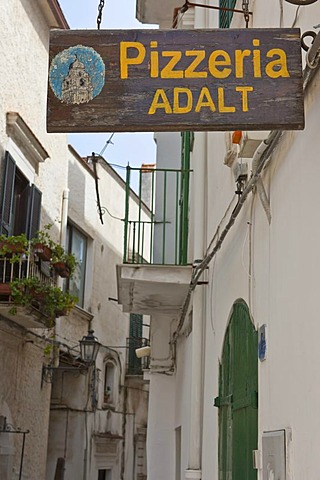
[
  {"xmin": 0, "ymin": 2, "xmax": 150, "ymax": 480},
  {"xmin": 0, "ymin": 1, "xmax": 68, "ymax": 479},
  {"xmin": 116, "ymin": 1, "xmax": 320, "ymax": 479},
  {"xmin": 46, "ymin": 146, "xmax": 150, "ymax": 480}
]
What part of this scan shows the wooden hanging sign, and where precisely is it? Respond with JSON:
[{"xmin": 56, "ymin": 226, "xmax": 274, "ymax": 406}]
[{"xmin": 47, "ymin": 28, "xmax": 304, "ymax": 132}]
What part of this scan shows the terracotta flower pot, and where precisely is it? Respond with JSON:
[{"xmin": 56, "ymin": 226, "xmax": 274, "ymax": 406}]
[
  {"xmin": 0, "ymin": 283, "xmax": 11, "ymax": 295},
  {"xmin": 52, "ymin": 262, "xmax": 71, "ymax": 278},
  {"xmin": 0, "ymin": 241, "xmax": 26, "ymax": 254},
  {"xmin": 33, "ymin": 244, "xmax": 52, "ymax": 261}
]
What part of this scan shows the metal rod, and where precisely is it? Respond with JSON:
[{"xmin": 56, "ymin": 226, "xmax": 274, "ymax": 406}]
[
  {"xmin": 185, "ymin": 0, "xmax": 253, "ymax": 14},
  {"xmin": 150, "ymin": 170, "xmax": 155, "ymax": 263},
  {"xmin": 19, "ymin": 432, "xmax": 27, "ymax": 480},
  {"xmin": 132, "ymin": 222, "xmax": 136, "ymax": 263},
  {"xmin": 175, "ymin": 171, "xmax": 179, "ymax": 265},
  {"xmin": 162, "ymin": 172, "xmax": 167, "ymax": 264},
  {"xmin": 138, "ymin": 169, "xmax": 142, "ymax": 264},
  {"xmin": 127, "ymin": 167, "xmax": 190, "ymax": 173},
  {"xmin": 142, "ymin": 222, "xmax": 145, "ymax": 262},
  {"xmin": 123, "ymin": 165, "xmax": 131, "ymax": 263}
]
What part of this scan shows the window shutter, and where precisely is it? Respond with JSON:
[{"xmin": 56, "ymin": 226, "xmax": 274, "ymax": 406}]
[
  {"xmin": 0, "ymin": 152, "xmax": 16, "ymax": 236},
  {"xmin": 130, "ymin": 313, "xmax": 143, "ymax": 338},
  {"xmin": 219, "ymin": 0, "xmax": 236, "ymax": 28},
  {"xmin": 27, "ymin": 185, "xmax": 42, "ymax": 239}
]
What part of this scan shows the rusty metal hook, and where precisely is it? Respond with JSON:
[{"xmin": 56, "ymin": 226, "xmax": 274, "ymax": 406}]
[{"xmin": 301, "ymin": 30, "xmax": 317, "ymax": 51}]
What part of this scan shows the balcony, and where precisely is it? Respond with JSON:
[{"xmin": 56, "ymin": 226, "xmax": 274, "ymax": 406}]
[
  {"xmin": 136, "ymin": 0, "xmax": 180, "ymax": 27},
  {"xmin": 123, "ymin": 165, "xmax": 190, "ymax": 266},
  {"xmin": 117, "ymin": 164, "xmax": 193, "ymax": 315},
  {"xmin": 0, "ymin": 251, "xmax": 64, "ymax": 328}
]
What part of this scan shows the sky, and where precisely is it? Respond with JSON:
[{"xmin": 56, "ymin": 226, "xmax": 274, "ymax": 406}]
[{"xmin": 57, "ymin": 0, "xmax": 158, "ymax": 170}]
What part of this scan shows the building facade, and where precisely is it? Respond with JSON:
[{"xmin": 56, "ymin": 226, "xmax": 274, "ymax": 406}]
[
  {"xmin": 116, "ymin": 1, "xmax": 320, "ymax": 479},
  {"xmin": 0, "ymin": 2, "xmax": 149, "ymax": 479}
]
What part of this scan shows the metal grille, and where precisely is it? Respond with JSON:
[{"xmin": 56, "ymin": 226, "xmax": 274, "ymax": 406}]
[{"xmin": 123, "ymin": 166, "xmax": 191, "ymax": 266}]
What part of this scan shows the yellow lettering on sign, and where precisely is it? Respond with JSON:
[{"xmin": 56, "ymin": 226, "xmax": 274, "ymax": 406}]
[
  {"xmin": 120, "ymin": 41, "xmax": 146, "ymax": 79},
  {"xmin": 218, "ymin": 87, "xmax": 236, "ymax": 112},
  {"xmin": 161, "ymin": 51, "xmax": 183, "ymax": 78},
  {"xmin": 150, "ymin": 41, "xmax": 159, "ymax": 78},
  {"xmin": 235, "ymin": 49, "xmax": 251, "ymax": 78},
  {"xmin": 195, "ymin": 87, "xmax": 216, "ymax": 112},
  {"xmin": 235, "ymin": 86, "xmax": 254, "ymax": 112},
  {"xmin": 185, "ymin": 51, "xmax": 207, "ymax": 78},
  {"xmin": 265, "ymin": 49, "xmax": 289, "ymax": 78},
  {"xmin": 148, "ymin": 89, "xmax": 172, "ymax": 114},
  {"xmin": 173, "ymin": 88, "xmax": 193, "ymax": 113},
  {"xmin": 208, "ymin": 50, "xmax": 232, "ymax": 78},
  {"xmin": 252, "ymin": 39, "xmax": 261, "ymax": 78}
]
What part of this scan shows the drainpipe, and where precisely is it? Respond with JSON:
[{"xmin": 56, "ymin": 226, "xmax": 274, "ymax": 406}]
[
  {"xmin": 60, "ymin": 189, "xmax": 69, "ymax": 249},
  {"xmin": 185, "ymin": 132, "xmax": 206, "ymax": 480},
  {"xmin": 56, "ymin": 189, "xmax": 69, "ymax": 332}
]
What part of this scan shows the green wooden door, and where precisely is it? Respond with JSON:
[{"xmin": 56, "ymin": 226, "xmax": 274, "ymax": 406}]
[{"xmin": 214, "ymin": 302, "xmax": 258, "ymax": 480}]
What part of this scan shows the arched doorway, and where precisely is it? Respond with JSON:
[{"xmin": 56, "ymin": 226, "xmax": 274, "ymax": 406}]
[{"xmin": 214, "ymin": 301, "xmax": 258, "ymax": 480}]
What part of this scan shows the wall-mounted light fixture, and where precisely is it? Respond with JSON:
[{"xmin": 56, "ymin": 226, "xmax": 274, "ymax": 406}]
[
  {"xmin": 79, "ymin": 329, "xmax": 101, "ymax": 365},
  {"xmin": 42, "ymin": 329, "xmax": 101, "ymax": 385},
  {"xmin": 285, "ymin": 0, "xmax": 318, "ymax": 4},
  {"xmin": 135, "ymin": 346, "xmax": 151, "ymax": 358}
]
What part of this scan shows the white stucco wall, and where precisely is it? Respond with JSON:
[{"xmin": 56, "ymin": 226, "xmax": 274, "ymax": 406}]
[
  {"xmin": 0, "ymin": 1, "xmax": 68, "ymax": 479},
  {"xmin": 144, "ymin": 1, "xmax": 320, "ymax": 479},
  {"xmin": 47, "ymin": 148, "xmax": 150, "ymax": 480},
  {"xmin": 0, "ymin": 0, "xmax": 68, "ymax": 226}
]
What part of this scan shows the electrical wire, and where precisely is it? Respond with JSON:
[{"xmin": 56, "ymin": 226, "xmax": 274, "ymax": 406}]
[
  {"xmin": 291, "ymin": 5, "xmax": 301, "ymax": 26},
  {"xmin": 279, "ymin": 0, "xmax": 284, "ymax": 27},
  {"xmin": 173, "ymin": 9, "xmax": 187, "ymax": 29},
  {"xmin": 99, "ymin": 132, "xmax": 115, "ymax": 157},
  {"xmin": 172, "ymin": 35, "xmax": 320, "ymax": 344}
]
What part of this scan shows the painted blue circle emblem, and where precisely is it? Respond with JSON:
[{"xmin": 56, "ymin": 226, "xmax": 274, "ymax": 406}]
[{"xmin": 49, "ymin": 45, "xmax": 105, "ymax": 104}]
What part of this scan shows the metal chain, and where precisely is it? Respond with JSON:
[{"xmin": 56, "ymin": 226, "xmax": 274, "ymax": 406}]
[
  {"xmin": 242, "ymin": 0, "xmax": 250, "ymax": 28},
  {"xmin": 97, "ymin": 0, "xmax": 105, "ymax": 30}
]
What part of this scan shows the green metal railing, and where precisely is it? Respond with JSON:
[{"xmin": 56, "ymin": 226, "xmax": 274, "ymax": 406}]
[{"xmin": 123, "ymin": 165, "xmax": 191, "ymax": 266}]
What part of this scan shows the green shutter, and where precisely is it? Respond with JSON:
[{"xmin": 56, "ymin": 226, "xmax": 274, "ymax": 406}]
[
  {"xmin": 219, "ymin": 0, "xmax": 237, "ymax": 28},
  {"xmin": 128, "ymin": 314, "xmax": 143, "ymax": 374}
]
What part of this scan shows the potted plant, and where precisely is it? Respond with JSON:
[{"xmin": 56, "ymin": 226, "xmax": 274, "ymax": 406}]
[
  {"xmin": 0, "ymin": 233, "xmax": 29, "ymax": 256},
  {"xmin": 51, "ymin": 244, "xmax": 78, "ymax": 278},
  {"xmin": 9, "ymin": 277, "xmax": 78, "ymax": 327},
  {"xmin": 31, "ymin": 224, "xmax": 55, "ymax": 261},
  {"xmin": 47, "ymin": 286, "xmax": 77, "ymax": 317}
]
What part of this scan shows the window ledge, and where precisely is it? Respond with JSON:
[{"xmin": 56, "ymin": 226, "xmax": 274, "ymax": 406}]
[
  {"xmin": 6, "ymin": 112, "xmax": 50, "ymax": 169},
  {"xmin": 68, "ymin": 304, "xmax": 94, "ymax": 324},
  {"xmin": 102, "ymin": 403, "xmax": 116, "ymax": 411}
]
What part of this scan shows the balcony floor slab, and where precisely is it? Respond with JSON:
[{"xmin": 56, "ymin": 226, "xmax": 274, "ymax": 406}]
[
  {"xmin": 0, "ymin": 304, "xmax": 50, "ymax": 328},
  {"xmin": 116, "ymin": 264, "xmax": 192, "ymax": 315}
]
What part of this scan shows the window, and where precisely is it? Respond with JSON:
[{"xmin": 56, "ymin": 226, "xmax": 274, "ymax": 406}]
[
  {"xmin": 219, "ymin": 0, "xmax": 236, "ymax": 28},
  {"xmin": 0, "ymin": 152, "xmax": 41, "ymax": 238},
  {"xmin": 128, "ymin": 313, "xmax": 144, "ymax": 375},
  {"xmin": 104, "ymin": 361, "xmax": 116, "ymax": 405},
  {"xmin": 98, "ymin": 469, "xmax": 111, "ymax": 480},
  {"xmin": 66, "ymin": 224, "xmax": 87, "ymax": 307}
]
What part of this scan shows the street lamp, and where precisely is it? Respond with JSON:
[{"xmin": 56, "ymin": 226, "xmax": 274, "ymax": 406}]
[
  {"xmin": 284, "ymin": 0, "xmax": 318, "ymax": 4},
  {"xmin": 79, "ymin": 329, "xmax": 100, "ymax": 365}
]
